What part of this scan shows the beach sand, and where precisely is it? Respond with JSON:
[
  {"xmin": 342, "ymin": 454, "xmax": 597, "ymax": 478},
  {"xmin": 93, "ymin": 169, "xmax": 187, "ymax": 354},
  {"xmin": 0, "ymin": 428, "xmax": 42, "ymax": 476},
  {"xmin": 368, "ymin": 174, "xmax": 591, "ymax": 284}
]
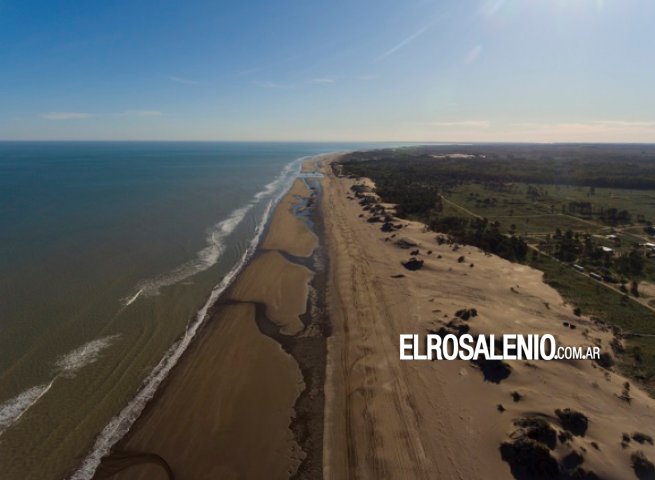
[
  {"xmin": 93, "ymin": 153, "xmax": 655, "ymax": 480},
  {"xmin": 228, "ymin": 250, "xmax": 313, "ymax": 336},
  {"xmin": 320, "ymin": 155, "xmax": 655, "ymax": 479},
  {"xmin": 94, "ymin": 178, "xmax": 319, "ymax": 480},
  {"xmin": 263, "ymin": 179, "xmax": 318, "ymax": 258}
]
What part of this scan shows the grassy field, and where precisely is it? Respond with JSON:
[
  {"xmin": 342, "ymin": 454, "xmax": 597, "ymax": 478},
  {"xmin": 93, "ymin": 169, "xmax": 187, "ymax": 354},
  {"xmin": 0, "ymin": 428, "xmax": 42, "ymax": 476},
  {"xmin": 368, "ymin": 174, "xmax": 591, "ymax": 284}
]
[
  {"xmin": 444, "ymin": 181, "xmax": 655, "ymax": 393},
  {"xmin": 442, "ymin": 184, "xmax": 655, "ymax": 395},
  {"xmin": 528, "ymin": 252, "xmax": 655, "ymax": 394},
  {"xmin": 444, "ymin": 182, "xmax": 655, "ymax": 392},
  {"xmin": 441, "ymin": 182, "xmax": 655, "ymax": 282},
  {"xmin": 444, "ymin": 182, "xmax": 655, "ymax": 237}
]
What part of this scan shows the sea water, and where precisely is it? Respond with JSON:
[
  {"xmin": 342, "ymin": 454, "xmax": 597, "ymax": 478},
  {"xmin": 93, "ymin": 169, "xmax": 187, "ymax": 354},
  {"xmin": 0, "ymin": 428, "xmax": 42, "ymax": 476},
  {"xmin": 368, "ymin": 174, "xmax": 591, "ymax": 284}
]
[{"xmin": 0, "ymin": 141, "xmax": 383, "ymax": 479}]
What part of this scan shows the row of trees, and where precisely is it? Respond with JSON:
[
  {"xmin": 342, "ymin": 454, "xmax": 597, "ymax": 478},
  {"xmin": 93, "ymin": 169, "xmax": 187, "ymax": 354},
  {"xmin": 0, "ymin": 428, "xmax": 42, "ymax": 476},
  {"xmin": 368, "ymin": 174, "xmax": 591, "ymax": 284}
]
[
  {"xmin": 427, "ymin": 217, "xmax": 528, "ymax": 262},
  {"xmin": 341, "ymin": 149, "xmax": 655, "ymax": 190},
  {"xmin": 542, "ymin": 229, "xmax": 645, "ymax": 279}
]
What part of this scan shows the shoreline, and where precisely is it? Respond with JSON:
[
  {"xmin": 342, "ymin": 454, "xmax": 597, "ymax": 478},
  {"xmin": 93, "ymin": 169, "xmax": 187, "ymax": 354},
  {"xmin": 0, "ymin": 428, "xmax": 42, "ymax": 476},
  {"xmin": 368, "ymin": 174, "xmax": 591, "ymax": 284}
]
[
  {"xmin": 89, "ymin": 154, "xmax": 335, "ymax": 479},
  {"xmin": 76, "ymin": 147, "xmax": 655, "ymax": 480}
]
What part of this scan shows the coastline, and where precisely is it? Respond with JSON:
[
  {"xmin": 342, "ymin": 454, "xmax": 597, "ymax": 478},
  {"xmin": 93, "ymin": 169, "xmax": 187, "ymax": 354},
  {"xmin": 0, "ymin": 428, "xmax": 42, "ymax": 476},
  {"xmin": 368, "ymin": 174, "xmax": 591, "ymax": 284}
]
[
  {"xmin": 77, "ymin": 149, "xmax": 655, "ymax": 480},
  {"xmin": 89, "ymin": 154, "xmax": 333, "ymax": 479}
]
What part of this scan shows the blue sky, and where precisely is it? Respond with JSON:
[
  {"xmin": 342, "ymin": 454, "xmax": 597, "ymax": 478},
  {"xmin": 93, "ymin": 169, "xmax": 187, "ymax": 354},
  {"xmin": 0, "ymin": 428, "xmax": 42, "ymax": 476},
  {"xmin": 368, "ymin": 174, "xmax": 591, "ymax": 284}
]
[{"xmin": 1, "ymin": 0, "xmax": 654, "ymax": 141}]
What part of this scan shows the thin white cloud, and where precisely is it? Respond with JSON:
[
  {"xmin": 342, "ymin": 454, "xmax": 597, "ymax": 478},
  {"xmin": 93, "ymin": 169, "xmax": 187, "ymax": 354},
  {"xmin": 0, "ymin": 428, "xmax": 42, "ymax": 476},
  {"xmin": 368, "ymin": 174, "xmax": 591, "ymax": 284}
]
[
  {"xmin": 593, "ymin": 120, "xmax": 655, "ymax": 128},
  {"xmin": 253, "ymin": 80, "xmax": 295, "ymax": 89},
  {"xmin": 237, "ymin": 66, "xmax": 263, "ymax": 76},
  {"xmin": 378, "ymin": 25, "xmax": 430, "ymax": 60},
  {"xmin": 431, "ymin": 120, "xmax": 490, "ymax": 128},
  {"xmin": 506, "ymin": 120, "xmax": 655, "ymax": 142},
  {"xmin": 479, "ymin": 0, "xmax": 507, "ymax": 16},
  {"xmin": 465, "ymin": 45, "xmax": 482, "ymax": 64},
  {"xmin": 41, "ymin": 112, "xmax": 93, "ymax": 120},
  {"xmin": 310, "ymin": 77, "xmax": 335, "ymax": 85},
  {"xmin": 119, "ymin": 110, "xmax": 163, "ymax": 117},
  {"xmin": 41, "ymin": 110, "xmax": 164, "ymax": 121},
  {"xmin": 512, "ymin": 120, "xmax": 655, "ymax": 130},
  {"xmin": 170, "ymin": 76, "xmax": 199, "ymax": 85}
]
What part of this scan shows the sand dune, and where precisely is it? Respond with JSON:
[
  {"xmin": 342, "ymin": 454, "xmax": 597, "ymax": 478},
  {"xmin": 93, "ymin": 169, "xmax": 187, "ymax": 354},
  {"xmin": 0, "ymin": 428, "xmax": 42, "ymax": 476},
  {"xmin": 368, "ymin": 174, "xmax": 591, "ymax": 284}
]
[{"xmin": 320, "ymin": 155, "xmax": 655, "ymax": 479}]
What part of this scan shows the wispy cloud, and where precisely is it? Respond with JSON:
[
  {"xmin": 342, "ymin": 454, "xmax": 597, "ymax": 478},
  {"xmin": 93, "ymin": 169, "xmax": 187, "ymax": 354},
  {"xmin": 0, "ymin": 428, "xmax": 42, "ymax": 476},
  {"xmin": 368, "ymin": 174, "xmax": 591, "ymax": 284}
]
[
  {"xmin": 309, "ymin": 77, "xmax": 335, "ymax": 85},
  {"xmin": 170, "ymin": 76, "xmax": 199, "ymax": 85},
  {"xmin": 41, "ymin": 112, "xmax": 93, "ymax": 120},
  {"xmin": 513, "ymin": 120, "xmax": 655, "ymax": 131},
  {"xmin": 253, "ymin": 80, "xmax": 296, "ymax": 89},
  {"xmin": 479, "ymin": 0, "xmax": 507, "ymax": 16},
  {"xmin": 506, "ymin": 120, "xmax": 655, "ymax": 142},
  {"xmin": 378, "ymin": 25, "xmax": 430, "ymax": 60},
  {"xmin": 237, "ymin": 66, "xmax": 263, "ymax": 76},
  {"xmin": 593, "ymin": 120, "xmax": 655, "ymax": 128},
  {"xmin": 118, "ymin": 110, "xmax": 163, "ymax": 117},
  {"xmin": 431, "ymin": 120, "xmax": 490, "ymax": 128},
  {"xmin": 465, "ymin": 45, "xmax": 482, "ymax": 64},
  {"xmin": 41, "ymin": 110, "xmax": 163, "ymax": 121}
]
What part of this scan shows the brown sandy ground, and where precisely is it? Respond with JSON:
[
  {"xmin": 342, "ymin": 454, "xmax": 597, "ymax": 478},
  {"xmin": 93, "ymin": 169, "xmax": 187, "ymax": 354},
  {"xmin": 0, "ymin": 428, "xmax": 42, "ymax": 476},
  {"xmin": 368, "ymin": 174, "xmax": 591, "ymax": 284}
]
[
  {"xmin": 94, "ymin": 178, "xmax": 318, "ymax": 480},
  {"xmin": 320, "ymin": 155, "xmax": 655, "ymax": 480},
  {"xmin": 264, "ymin": 179, "xmax": 318, "ymax": 257},
  {"xmin": 229, "ymin": 250, "xmax": 313, "ymax": 336},
  {"xmin": 301, "ymin": 158, "xmax": 319, "ymax": 173}
]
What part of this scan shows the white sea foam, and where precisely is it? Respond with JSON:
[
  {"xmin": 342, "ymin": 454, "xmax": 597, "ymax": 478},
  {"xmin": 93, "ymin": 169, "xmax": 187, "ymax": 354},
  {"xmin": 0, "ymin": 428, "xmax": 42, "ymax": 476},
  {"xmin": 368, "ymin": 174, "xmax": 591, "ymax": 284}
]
[
  {"xmin": 55, "ymin": 335, "xmax": 121, "ymax": 376},
  {"xmin": 135, "ymin": 204, "xmax": 251, "ymax": 297},
  {"xmin": 0, "ymin": 381, "xmax": 54, "ymax": 437},
  {"xmin": 0, "ymin": 334, "xmax": 120, "ymax": 437},
  {"xmin": 254, "ymin": 159, "xmax": 298, "ymax": 201},
  {"xmin": 121, "ymin": 289, "xmax": 142, "ymax": 307},
  {"xmin": 70, "ymin": 156, "xmax": 305, "ymax": 480},
  {"xmin": 130, "ymin": 156, "xmax": 305, "ymax": 300}
]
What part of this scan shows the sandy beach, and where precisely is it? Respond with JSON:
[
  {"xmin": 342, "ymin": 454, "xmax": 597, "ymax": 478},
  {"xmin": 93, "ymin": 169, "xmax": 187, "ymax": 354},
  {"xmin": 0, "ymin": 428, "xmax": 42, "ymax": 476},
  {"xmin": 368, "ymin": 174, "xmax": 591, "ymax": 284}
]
[
  {"xmin": 94, "ymin": 173, "xmax": 324, "ymax": 479},
  {"xmin": 320, "ymin": 155, "xmax": 655, "ymax": 479},
  {"xmin": 90, "ymin": 152, "xmax": 655, "ymax": 480}
]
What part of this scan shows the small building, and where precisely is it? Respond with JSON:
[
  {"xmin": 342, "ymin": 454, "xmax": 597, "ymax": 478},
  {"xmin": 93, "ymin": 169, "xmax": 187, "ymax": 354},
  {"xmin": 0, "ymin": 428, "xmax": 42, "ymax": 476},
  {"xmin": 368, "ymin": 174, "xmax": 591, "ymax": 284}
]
[
  {"xmin": 606, "ymin": 234, "xmax": 619, "ymax": 241},
  {"xmin": 573, "ymin": 264, "xmax": 585, "ymax": 272},
  {"xmin": 589, "ymin": 272, "xmax": 603, "ymax": 281},
  {"xmin": 601, "ymin": 246, "xmax": 614, "ymax": 255}
]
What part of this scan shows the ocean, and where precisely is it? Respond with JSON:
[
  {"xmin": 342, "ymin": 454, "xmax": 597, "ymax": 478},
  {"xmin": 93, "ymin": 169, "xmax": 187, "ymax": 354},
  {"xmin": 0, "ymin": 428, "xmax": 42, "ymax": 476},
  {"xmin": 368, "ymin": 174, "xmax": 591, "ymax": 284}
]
[{"xmin": 0, "ymin": 141, "xmax": 379, "ymax": 479}]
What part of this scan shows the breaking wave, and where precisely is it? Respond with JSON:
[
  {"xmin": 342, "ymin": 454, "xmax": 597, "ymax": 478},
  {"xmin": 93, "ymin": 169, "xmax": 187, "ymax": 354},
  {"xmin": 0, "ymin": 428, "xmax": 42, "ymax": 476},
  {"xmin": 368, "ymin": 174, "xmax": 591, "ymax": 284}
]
[
  {"xmin": 126, "ymin": 156, "xmax": 305, "ymax": 301},
  {"xmin": 0, "ymin": 334, "xmax": 120, "ymax": 437},
  {"xmin": 55, "ymin": 335, "xmax": 121, "ymax": 377},
  {"xmin": 0, "ymin": 382, "xmax": 54, "ymax": 437},
  {"xmin": 70, "ymin": 156, "xmax": 305, "ymax": 480}
]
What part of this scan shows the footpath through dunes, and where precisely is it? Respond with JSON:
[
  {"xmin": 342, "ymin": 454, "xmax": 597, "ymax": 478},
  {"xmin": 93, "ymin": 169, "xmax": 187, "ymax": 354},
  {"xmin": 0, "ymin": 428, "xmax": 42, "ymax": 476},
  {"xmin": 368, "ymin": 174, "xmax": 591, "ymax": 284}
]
[
  {"xmin": 320, "ymin": 156, "xmax": 655, "ymax": 480},
  {"xmin": 93, "ymin": 174, "xmax": 328, "ymax": 480}
]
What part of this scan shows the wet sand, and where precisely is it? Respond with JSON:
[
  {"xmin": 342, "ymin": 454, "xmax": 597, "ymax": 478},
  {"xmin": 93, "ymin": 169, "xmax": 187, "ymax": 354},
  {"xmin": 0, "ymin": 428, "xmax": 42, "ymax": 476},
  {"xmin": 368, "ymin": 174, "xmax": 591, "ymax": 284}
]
[
  {"xmin": 94, "ymin": 176, "xmax": 323, "ymax": 480},
  {"xmin": 263, "ymin": 179, "xmax": 318, "ymax": 258}
]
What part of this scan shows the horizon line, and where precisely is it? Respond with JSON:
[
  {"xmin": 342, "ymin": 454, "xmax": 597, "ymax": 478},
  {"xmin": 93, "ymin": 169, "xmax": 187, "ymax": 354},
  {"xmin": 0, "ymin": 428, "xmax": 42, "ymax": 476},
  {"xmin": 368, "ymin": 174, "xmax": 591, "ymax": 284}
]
[{"xmin": 2, "ymin": 139, "xmax": 655, "ymax": 145}]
